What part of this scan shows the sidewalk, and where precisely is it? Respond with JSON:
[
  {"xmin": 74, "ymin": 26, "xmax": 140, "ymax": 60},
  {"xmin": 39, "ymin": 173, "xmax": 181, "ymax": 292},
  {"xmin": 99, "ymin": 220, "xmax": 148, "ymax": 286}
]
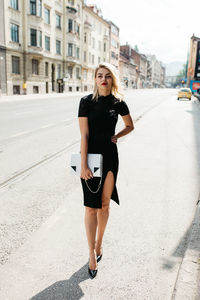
[
  {"xmin": 172, "ymin": 198, "xmax": 200, "ymax": 300},
  {"xmin": 0, "ymin": 91, "xmax": 91, "ymax": 102},
  {"xmin": 0, "ymin": 95, "xmax": 200, "ymax": 299}
]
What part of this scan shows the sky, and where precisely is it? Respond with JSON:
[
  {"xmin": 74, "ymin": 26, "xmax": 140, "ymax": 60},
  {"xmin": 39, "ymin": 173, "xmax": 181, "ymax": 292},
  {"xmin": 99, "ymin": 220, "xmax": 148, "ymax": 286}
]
[{"xmin": 85, "ymin": 0, "xmax": 200, "ymax": 64}]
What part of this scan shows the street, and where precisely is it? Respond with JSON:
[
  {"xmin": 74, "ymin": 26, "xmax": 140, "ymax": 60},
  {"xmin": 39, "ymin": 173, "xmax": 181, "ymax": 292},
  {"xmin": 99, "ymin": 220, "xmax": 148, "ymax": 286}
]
[{"xmin": 0, "ymin": 89, "xmax": 200, "ymax": 299}]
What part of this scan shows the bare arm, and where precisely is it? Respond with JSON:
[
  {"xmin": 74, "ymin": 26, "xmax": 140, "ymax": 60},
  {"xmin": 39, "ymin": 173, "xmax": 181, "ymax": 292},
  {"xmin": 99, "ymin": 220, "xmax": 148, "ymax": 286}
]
[
  {"xmin": 111, "ymin": 114, "xmax": 134, "ymax": 144},
  {"xmin": 78, "ymin": 117, "xmax": 93, "ymax": 180}
]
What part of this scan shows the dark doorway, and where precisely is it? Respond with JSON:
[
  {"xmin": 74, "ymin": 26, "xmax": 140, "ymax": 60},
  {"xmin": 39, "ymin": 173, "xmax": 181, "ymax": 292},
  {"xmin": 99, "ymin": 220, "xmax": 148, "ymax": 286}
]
[
  {"xmin": 46, "ymin": 82, "xmax": 48, "ymax": 93},
  {"xmin": 51, "ymin": 64, "xmax": 55, "ymax": 91}
]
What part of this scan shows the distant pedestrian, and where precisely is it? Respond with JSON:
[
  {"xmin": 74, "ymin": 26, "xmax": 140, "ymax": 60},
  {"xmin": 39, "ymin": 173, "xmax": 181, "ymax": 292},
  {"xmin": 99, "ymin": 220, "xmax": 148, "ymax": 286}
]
[{"xmin": 78, "ymin": 62, "xmax": 134, "ymax": 278}]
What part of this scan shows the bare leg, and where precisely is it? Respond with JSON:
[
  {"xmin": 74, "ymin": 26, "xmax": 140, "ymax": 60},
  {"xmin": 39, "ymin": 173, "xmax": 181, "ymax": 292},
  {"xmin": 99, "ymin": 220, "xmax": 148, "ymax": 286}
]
[
  {"xmin": 96, "ymin": 171, "xmax": 115, "ymax": 255},
  {"xmin": 85, "ymin": 207, "xmax": 98, "ymax": 269}
]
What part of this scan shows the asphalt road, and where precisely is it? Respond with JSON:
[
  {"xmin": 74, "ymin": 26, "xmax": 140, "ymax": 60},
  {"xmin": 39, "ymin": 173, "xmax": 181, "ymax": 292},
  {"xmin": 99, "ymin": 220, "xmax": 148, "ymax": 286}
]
[{"xmin": 0, "ymin": 89, "xmax": 200, "ymax": 299}]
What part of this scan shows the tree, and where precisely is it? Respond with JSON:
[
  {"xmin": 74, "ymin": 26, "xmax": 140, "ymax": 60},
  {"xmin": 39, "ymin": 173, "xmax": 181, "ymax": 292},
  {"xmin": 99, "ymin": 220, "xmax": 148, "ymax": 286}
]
[
  {"xmin": 177, "ymin": 63, "xmax": 187, "ymax": 79},
  {"xmin": 173, "ymin": 64, "xmax": 187, "ymax": 87}
]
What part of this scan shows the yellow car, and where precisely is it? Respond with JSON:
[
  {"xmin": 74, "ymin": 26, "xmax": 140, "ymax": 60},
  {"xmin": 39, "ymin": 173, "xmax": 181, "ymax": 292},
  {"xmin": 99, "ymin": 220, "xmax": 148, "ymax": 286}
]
[{"xmin": 177, "ymin": 88, "xmax": 192, "ymax": 100}]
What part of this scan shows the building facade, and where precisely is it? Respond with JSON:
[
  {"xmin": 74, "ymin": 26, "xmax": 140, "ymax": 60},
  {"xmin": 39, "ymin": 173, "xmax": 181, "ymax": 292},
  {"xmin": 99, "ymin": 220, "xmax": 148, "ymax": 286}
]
[
  {"xmin": 119, "ymin": 51, "xmax": 136, "ymax": 88},
  {"xmin": 0, "ymin": 0, "xmax": 74, "ymax": 95},
  {"xmin": 82, "ymin": 5, "xmax": 110, "ymax": 92},
  {"xmin": 0, "ymin": 0, "xmax": 116, "ymax": 95},
  {"xmin": 187, "ymin": 34, "xmax": 200, "ymax": 92},
  {"xmin": 146, "ymin": 54, "xmax": 165, "ymax": 88},
  {"xmin": 109, "ymin": 22, "xmax": 120, "ymax": 69}
]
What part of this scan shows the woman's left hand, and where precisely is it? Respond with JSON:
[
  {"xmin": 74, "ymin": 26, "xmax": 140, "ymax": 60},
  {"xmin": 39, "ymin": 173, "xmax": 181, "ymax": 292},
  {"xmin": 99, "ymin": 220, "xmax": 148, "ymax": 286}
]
[{"xmin": 111, "ymin": 135, "xmax": 118, "ymax": 144}]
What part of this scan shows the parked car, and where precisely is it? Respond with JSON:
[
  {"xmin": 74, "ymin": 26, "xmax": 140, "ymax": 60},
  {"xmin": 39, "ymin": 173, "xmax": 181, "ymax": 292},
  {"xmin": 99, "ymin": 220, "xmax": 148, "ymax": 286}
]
[{"xmin": 177, "ymin": 88, "xmax": 192, "ymax": 100}]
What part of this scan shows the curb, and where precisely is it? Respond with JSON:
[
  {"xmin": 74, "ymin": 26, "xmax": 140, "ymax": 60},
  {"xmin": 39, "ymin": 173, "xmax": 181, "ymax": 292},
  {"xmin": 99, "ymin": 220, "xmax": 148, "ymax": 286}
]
[
  {"xmin": 172, "ymin": 196, "xmax": 200, "ymax": 300},
  {"xmin": 0, "ymin": 91, "xmax": 91, "ymax": 103}
]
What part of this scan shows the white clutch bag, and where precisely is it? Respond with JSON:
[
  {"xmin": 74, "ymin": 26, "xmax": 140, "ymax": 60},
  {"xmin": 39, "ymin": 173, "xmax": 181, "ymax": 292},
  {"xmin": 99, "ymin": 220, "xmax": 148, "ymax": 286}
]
[{"xmin": 70, "ymin": 153, "xmax": 103, "ymax": 177}]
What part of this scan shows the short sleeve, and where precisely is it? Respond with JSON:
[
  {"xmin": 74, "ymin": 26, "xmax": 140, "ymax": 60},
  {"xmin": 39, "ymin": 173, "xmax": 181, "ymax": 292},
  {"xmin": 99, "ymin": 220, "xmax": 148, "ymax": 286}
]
[
  {"xmin": 78, "ymin": 97, "xmax": 89, "ymax": 117},
  {"xmin": 117, "ymin": 100, "xmax": 130, "ymax": 116}
]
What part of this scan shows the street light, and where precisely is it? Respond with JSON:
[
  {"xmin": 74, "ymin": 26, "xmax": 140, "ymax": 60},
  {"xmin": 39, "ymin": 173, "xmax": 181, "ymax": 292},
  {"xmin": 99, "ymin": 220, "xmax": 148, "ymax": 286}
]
[{"xmin": 0, "ymin": 56, "xmax": 3, "ymax": 95}]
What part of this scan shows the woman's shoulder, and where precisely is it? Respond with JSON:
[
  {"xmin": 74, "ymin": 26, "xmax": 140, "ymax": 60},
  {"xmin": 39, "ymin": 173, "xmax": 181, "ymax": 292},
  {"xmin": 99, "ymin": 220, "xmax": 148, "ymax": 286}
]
[
  {"xmin": 112, "ymin": 96, "xmax": 124, "ymax": 105},
  {"xmin": 80, "ymin": 94, "xmax": 93, "ymax": 103},
  {"xmin": 113, "ymin": 96, "xmax": 130, "ymax": 115}
]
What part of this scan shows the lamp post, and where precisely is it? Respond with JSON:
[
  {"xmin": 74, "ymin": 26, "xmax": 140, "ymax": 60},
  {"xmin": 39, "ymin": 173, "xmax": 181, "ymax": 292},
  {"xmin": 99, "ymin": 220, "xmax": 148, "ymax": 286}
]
[{"xmin": 0, "ymin": 56, "xmax": 3, "ymax": 95}]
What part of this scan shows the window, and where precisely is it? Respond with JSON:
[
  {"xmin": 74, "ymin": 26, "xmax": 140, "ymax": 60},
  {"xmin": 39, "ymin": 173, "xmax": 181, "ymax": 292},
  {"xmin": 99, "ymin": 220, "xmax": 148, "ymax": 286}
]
[
  {"xmin": 38, "ymin": 0, "xmax": 42, "ymax": 17},
  {"xmin": 84, "ymin": 51, "xmax": 86, "ymax": 63},
  {"xmin": 76, "ymin": 67, "xmax": 80, "ymax": 79},
  {"xmin": 68, "ymin": 66, "xmax": 72, "ymax": 78},
  {"xmin": 56, "ymin": 40, "xmax": 61, "ymax": 54},
  {"xmin": 69, "ymin": 86, "xmax": 72, "ymax": 92},
  {"xmin": 76, "ymin": 47, "xmax": 79, "ymax": 59},
  {"xmin": 76, "ymin": 86, "xmax": 79, "ymax": 91},
  {"xmin": 57, "ymin": 64, "xmax": 61, "ymax": 78},
  {"xmin": 98, "ymin": 56, "xmax": 101, "ymax": 64},
  {"xmin": 84, "ymin": 85, "xmax": 87, "ymax": 91},
  {"xmin": 104, "ymin": 42, "xmax": 106, "ymax": 52},
  {"xmin": 10, "ymin": 23, "xmax": 19, "ymax": 43},
  {"xmin": 92, "ymin": 37, "xmax": 95, "ymax": 49},
  {"xmin": 68, "ymin": 43, "xmax": 73, "ymax": 56},
  {"xmin": 111, "ymin": 24, "xmax": 118, "ymax": 36},
  {"xmin": 32, "ymin": 59, "xmax": 39, "ymax": 74},
  {"xmin": 13, "ymin": 85, "xmax": 20, "ymax": 94},
  {"xmin": 83, "ymin": 70, "xmax": 87, "ymax": 80},
  {"xmin": 45, "ymin": 36, "xmax": 50, "ymax": 51},
  {"xmin": 39, "ymin": 31, "xmax": 42, "ymax": 47},
  {"xmin": 10, "ymin": 0, "xmax": 18, "ymax": 10},
  {"xmin": 89, "ymin": 52, "xmax": 91, "ymax": 64},
  {"xmin": 92, "ymin": 54, "xmax": 94, "ymax": 65},
  {"xmin": 30, "ymin": 0, "xmax": 36, "ymax": 15},
  {"xmin": 111, "ymin": 39, "xmax": 118, "ymax": 48},
  {"xmin": 68, "ymin": 19, "xmax": 73, "ymax": 32},
  {"xmin": 44, "ymin": 8, "xmax": 50, "ymax": 24},
  {"xmin": 77, "ymin": 4, "xmax": 80, "ymax": 16},
  {"xmin": 12, "ymin": 56, "xmax": 20, "ymax": 74},
  {"xmin": 76, "ymin": 24, "xmax": 80, "ymax": 36},
  {"xmin": 30, "ymin": 29, "xmax": 37, "ymax": 46},
  {"xmin": 84, "ymin": 32, "xmax": 87, "ymax": 43},
  {"xmin": 33, "ymin": 86, "xmax": 39, "ymax": 93},
  {"xmin": 45, "ymin": 62, "xmax": 48, "ymax": 76},
  {"xmin": 56, "ymin": 14, "xmax": 61, "ymax": 28},
  {"xmin": 68, "ymin": 0, "xmax": 74, "ymax": 5},
  {"xmin": 111, "ymin": 51, "xmax": 115, "ymax": 59}
]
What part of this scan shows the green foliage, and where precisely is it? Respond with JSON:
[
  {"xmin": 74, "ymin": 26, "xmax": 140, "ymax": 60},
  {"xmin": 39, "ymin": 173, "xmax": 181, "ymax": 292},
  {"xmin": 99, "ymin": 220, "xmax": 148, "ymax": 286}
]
[
  {"xmin": 177, "ymin": 64, "xmax": 187, "ymax": 79},
  {"xmin": 134, "ymin": 45, "xmax": 139, "ymax": 52},
  {"xmin": 172, "ymin": 64, "xmax": 187, "ymax": 87}
]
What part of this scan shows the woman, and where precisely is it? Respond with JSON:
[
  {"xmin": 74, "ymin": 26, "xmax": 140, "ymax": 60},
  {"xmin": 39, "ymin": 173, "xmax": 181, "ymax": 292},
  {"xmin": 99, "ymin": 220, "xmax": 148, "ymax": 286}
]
[{"xmin": 78, "ymin": 63, "xmax": 134, "ymax": 279}]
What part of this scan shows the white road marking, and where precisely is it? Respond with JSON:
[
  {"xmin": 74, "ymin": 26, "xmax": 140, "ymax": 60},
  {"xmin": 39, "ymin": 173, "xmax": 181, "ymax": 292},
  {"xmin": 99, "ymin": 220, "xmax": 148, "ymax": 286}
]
[
  {"xmin": 8, "ymin": 118, "xmax": 76, "ymax": 139},
  {"xmin": 40, "ymin": 124, "xmax": 55, "ymax": 129},
  {"xmin": 11, "ymin": 131, "xmax": 29, "ymax": 137}
]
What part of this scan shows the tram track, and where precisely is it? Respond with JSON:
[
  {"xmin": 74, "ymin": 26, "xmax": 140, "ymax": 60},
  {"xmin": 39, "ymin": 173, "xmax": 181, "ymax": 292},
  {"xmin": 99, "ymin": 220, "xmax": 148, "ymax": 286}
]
[{"xmin": 0, "ymin": 96, "xmax": 171, "ymax": 191}]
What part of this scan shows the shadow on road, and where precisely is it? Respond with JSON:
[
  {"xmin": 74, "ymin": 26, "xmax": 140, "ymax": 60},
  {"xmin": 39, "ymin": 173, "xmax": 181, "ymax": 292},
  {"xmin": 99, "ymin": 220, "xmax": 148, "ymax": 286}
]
[
  {"xmin": 30, "ymin": 263, "xmax": 90, "ymax": 300},
  {"xmin": 162, "ymin": 99, "xmax": 200, "ymax": 291}
]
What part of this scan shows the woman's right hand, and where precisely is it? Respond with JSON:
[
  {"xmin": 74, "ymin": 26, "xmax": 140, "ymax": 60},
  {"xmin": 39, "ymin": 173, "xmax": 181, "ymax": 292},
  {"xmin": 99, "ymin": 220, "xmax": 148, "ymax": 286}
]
[{"xmin": 80, "ymin": 167, "xmax": 93, "ymax": 180}]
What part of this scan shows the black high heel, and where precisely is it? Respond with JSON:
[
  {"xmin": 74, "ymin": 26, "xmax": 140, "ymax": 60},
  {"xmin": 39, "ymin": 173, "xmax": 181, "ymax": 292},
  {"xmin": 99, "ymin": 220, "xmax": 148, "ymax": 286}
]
[
  {"xmin": 88, "ymin": 267, "xmax": 98, "ymax": 279},
  {"xmin": 96, "ymin": 253, "xmax": 103, "ymax": 263},
  {"xmin": 88, "ymin": 255, "xmax": 98, "ymax": 279}
]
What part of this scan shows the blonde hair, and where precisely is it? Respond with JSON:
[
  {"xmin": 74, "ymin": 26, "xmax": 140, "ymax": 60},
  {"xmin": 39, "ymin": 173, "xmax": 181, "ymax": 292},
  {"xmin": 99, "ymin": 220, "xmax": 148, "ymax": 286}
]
[{"xmin": 92, "ymin": 62, "xmax": 124, "ymax": 101}]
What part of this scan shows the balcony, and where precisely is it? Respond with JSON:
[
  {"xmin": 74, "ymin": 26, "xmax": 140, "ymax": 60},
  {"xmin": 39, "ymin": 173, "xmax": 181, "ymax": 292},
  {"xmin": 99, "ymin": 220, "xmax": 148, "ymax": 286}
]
[
  {"xmin": 66, "ymin": 6, "xmax": 77, "ymax": 14},
  {"xmin": 103, "ymin": 35, "xmax": 109, "ymax": 41},
  {"xmin": 84, "ymin": 20, "xmax": 92, "ymax": 30},
  {"xmin": 66, "ymin": 31, "xmax": 80, "ymax": 43},
  {"xmin": 66, "ymin": 55, "xmax": 79, "ymax": 65}
]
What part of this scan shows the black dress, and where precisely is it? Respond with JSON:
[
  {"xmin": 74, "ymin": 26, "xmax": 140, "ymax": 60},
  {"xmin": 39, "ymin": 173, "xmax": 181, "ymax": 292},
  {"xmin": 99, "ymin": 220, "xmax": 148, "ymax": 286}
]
[{"xmin": 78, "ymin": 93, "xmax": 130, "ymax": 208}]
